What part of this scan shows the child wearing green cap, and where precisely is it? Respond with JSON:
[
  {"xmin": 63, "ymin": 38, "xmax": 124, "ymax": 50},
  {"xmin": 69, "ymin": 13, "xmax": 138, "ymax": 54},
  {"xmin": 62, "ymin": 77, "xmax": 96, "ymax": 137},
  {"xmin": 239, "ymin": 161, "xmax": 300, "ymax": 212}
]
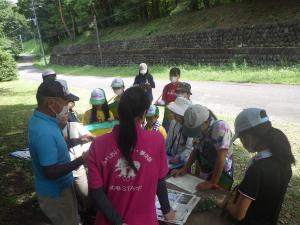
[
  {"xmin": 144, "ymin": 105, "xmax": 167, "ymax": 139},
  {"xmin": 109, "ymin": 78, "xmax": 125, "ymax": 120},
  {"xmin": 82, "ymin": 88, "xmax": 114, "ymax": 125}
]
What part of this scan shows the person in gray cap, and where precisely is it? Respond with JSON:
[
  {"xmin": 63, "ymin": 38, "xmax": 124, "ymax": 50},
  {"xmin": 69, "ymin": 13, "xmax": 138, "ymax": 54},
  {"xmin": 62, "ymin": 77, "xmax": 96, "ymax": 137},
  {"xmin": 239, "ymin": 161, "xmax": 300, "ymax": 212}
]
[
  {"xmin": 173, "ymin": 104, "xmax": 234, "ymax": 191},
  {"xmin": 175, "ymin": 82, "xmax": 192, "ymax": 100},
  {"xmin": 222, "ymin": 108, "xmax": 295, "ymax": 225},
  {"xmin": 42, "ymin": 69, "xmax": 57, "ymax": 81}
]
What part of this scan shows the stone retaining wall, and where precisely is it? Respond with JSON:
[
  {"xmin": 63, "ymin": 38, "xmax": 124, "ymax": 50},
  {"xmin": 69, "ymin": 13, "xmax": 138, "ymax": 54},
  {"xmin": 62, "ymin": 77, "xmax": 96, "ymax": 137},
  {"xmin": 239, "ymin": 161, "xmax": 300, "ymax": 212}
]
[{"xmin": 50, "ymin": 21, "xmax": 300, "ymax": 66}]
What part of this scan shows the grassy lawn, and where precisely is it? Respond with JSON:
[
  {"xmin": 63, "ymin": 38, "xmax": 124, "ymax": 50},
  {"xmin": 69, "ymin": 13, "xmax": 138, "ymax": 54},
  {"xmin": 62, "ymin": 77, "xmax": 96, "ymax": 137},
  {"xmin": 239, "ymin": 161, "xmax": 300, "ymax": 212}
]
[
  {"xmin": 34, "ymin": 59, "xmax": 300, "ymax": 85},
  {"xmin": 0, "ymin": 79, "xmax": 299, "ymax": 224}
]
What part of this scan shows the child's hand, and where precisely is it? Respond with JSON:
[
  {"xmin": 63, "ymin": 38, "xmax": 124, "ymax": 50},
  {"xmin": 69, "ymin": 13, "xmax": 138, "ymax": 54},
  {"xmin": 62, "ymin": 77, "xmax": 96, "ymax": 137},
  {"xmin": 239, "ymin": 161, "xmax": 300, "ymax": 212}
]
[
  {"xmin": 195, "ymin": 181, "xmax": 214, "ymax": 191},
  {"xmin": 164, "ymin": 209, "xmax": 176, "ymax": 221},
  {"xmin": 171, "ymin": 166, "xmax": 188, "ymax": 177},
  {"xmin": 107, "ymin": 117, "xmax": 113, "ymax": 122}
]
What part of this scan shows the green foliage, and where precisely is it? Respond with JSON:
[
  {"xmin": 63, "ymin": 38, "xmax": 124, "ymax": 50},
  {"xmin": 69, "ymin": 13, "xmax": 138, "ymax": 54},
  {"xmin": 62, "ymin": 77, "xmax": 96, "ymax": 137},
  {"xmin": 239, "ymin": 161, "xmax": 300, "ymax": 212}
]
[
  {"xmin": 0, "ymin": 0, "xmax": 29, "ymax": 56},
  {"xmin": 0, "ymin": 48, "xmax": 18, "ymax": 82},
  {"xmin": 23, "ymin": 39, "xmax": 39, "ymax": 54}
]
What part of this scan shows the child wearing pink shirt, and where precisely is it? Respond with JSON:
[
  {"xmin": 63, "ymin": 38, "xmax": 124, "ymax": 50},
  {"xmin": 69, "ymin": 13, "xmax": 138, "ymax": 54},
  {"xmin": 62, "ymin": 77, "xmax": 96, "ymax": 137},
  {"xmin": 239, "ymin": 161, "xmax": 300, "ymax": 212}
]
[{"xmin": 88, "ymin": 87, "xmax": 175, "ymax": 225}]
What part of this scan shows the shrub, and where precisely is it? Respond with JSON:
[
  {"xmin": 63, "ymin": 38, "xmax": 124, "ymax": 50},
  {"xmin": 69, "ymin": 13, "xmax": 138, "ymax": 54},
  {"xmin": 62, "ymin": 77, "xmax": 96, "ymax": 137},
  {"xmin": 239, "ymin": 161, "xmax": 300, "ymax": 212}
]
[{"xmin": 0, "ymin": 48, "xmax": 18, "ymax": 82}]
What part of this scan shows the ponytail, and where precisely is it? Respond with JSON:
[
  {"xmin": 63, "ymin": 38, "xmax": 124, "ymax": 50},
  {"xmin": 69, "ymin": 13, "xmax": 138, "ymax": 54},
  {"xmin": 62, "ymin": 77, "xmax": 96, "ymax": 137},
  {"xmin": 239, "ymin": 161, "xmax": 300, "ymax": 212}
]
[
  {"xmin": 117, "ymin": 87, "xmax": 150, "ymax": 172},
  {"xmin": 263, "ymin": 126, "xmax": 295, "ymax": 166}
]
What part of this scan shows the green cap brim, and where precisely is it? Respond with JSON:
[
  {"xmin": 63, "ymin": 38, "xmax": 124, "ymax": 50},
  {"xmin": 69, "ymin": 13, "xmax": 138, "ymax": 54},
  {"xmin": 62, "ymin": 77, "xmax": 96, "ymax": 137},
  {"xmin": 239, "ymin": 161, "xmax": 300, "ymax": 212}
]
[{"xmin": 90, "ymin": 99, "xmax": 105, "ymax": 105}]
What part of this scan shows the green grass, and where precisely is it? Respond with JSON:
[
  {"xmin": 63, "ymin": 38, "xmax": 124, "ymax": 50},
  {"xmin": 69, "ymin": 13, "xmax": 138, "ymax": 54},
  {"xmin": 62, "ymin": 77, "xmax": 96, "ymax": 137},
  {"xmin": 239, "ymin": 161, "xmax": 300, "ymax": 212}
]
[
  {"xmin": 59, "ymin": 0, "xmax": 300, "ymax": 46},
  {"xmin": 34, "ymin": 58, "xmax": 300, "ymax": 84},
  {"xmin": 0, "ymin": 79, "xmax": 299, "ymax": 224}
]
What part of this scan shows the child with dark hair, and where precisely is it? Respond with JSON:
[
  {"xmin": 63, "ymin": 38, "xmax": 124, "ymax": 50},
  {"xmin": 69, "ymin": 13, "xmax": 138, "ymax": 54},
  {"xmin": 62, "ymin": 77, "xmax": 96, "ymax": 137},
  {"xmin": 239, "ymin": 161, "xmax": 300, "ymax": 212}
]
[
  {"xmin": 158, "ymin": 67, "xmax": 182, "ymax": 132},
  {"xmin": 82, "ymin": 88, "xmax": 114, "ymax": 125},
  {"xmin": 223, "ymin": 108, "xmax": 295, "ymax": 225},
  {"xmin": 88, "ymin": 87, "xmax": 175, "ymax": 225},
  {"xmin": 109, "ymin": 78, "xmax": 125, "ymax": 120}
]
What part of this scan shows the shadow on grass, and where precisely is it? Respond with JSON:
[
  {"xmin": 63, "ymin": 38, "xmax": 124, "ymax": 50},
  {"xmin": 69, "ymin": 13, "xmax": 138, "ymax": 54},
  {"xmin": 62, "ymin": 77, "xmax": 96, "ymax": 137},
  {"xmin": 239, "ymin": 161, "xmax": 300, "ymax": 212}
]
[{"xmin": 0, "ymin": 104, "xmax": 50, "ymax": 225}]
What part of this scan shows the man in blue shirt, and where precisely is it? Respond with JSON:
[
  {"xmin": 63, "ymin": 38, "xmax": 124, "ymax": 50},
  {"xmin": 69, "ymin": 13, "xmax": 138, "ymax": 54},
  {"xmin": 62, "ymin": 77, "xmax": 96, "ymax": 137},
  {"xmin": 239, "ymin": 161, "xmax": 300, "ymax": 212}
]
[{"xmin": 28, "ymin": 80, "xmax": 91, "ymax": 225}]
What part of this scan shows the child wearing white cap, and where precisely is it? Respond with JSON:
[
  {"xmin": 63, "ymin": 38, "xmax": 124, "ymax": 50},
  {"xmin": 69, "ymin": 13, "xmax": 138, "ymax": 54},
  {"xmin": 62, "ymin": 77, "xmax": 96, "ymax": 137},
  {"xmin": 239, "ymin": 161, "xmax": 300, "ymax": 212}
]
[
  {"xmin": 109, "ymin": 78, "xmax": 125, "ymax": 120},
  {"xmin": 144, "ymin": 105, "xmax": 167, "ymax": 139},
  {"xmin": 223, "ymin": 108, "xmax": 295, "ymax": 224},
  {"xmin": 173, "ymin": 104, "xmax": 234, "ymax": 191},
  {"xmin": 133, "ymin": 63, "xmax": 155, "ymax": 102},
  {"xmin": 82, "ymin": 88, "xmax": 114, "ymax": 125},
  {"xmin": 166, "ymin": 97, "xmax": 193, "ymax": 166}
]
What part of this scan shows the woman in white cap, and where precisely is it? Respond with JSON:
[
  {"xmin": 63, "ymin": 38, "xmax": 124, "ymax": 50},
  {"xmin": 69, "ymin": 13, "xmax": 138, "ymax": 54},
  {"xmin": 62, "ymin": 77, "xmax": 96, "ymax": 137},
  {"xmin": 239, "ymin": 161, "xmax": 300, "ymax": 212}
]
[
  {"xmin": 133, "ymin": 63, "xmax": 155, "ymax": 102},
  {"xmin": 222, "ymin": 108, "xmax": 295, "ymax": 225},
  {"xmin": 166, "ymin": 97, "xmax": 193, "ymax": 165},
  {"xmin": 173, "ymin": 104, "xmax": 234, "ymax": 191},
  {"xmin": 82, "ymin": 88, "xmax": 114, "ymax": 125},
  {"xmin": 110, "ymin": 78, "xmax": 125, "ymax": 120}
]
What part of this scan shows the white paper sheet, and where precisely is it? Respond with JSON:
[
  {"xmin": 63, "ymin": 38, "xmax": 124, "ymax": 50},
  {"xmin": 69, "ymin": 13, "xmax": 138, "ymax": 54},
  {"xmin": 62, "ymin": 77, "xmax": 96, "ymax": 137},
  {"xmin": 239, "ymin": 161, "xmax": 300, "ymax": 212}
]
[
  {"xmin": 156, "ymin": 189, "xmax": 200, "ymax": 224},
  {"xmin": 166, "ymin": 174, "xmax": 205, "ymax": 194}
]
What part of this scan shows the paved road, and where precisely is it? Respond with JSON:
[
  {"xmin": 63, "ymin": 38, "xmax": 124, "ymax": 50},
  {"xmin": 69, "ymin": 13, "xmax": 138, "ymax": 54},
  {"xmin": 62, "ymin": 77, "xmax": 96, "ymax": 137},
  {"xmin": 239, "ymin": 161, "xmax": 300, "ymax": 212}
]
[{"xmin": 18, "ymin": 56, "xmax": 300, "ymax": 123}]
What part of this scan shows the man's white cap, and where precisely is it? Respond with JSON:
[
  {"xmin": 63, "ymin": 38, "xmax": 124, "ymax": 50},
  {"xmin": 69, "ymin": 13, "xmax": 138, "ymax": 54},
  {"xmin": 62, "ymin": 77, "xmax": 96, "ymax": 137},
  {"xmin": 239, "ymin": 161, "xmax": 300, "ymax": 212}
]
[
  {"xmin": 167, "ymin": 97, "xmax": 192, "ymax": 117},
  {"xmin": 139, "ymin": 63, "xmax": 148, "ymax": 74},
  {"xmin": 182, "ymin": 105, "xmax": 210, "ymax": 138},
  {"xmin": 42, "ymin": 69, "xmax": 56, "ymax": 77},
  {"xmin": 90, "ymin": 88, "xmax": 106, "ymax": 105},
  {"xmin": 232, "ymin": 108, "xmax": 269, "ymax": 142},
  {"xmin": 111, "ymin": 78, "xmax": 124, "ymax": 88}
]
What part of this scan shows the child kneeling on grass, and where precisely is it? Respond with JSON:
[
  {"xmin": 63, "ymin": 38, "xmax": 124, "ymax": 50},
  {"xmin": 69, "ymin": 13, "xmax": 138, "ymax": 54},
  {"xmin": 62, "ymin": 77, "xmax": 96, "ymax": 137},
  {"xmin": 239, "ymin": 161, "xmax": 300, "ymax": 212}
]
[{"xmin": 144, "ymin": 105, "xmax": 167, "ymax": 139}]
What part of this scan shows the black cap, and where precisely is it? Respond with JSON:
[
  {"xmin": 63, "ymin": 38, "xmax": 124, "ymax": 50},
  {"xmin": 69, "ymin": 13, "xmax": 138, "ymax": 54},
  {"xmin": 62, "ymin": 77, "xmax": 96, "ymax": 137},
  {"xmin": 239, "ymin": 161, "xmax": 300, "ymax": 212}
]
[{"xmin": 37, "ymin": 80, "xmax": 79, "ymax": 101}]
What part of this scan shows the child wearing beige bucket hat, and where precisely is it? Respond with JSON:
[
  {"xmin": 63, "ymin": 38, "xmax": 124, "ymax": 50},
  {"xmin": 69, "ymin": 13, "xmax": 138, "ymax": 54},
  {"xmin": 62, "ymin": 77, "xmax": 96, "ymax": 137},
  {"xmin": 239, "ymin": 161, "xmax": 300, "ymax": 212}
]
[
  {"xmin": 173, "ymin": 104, "xmax": 234, "ymax": 191},
  {"xmin": 166, "ymin": 97, "xmax": 193, "ymax": 166}
]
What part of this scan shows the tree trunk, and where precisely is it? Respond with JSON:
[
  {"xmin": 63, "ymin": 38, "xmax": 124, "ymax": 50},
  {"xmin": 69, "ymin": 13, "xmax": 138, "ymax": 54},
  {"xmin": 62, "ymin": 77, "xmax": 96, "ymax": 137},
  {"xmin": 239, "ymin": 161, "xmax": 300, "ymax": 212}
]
[
  {"xmin": 57, "ymin": 0, "xmax": 73, "ymax": 40},
  {"xmin": 151, "ymin": 0, "xmax": 160, "ymax": 18},
  {"xmin": 203, "ymin": 0, "xmax": 210, "ymax": 9},
  {"xmin": 140, "ymin": 4, "xmax": 149, "ymax": 21},
  {"xmin": 190, "ymin": 0, "xmax": 198, "ymax": 11},
  {"xmin": 70, "ymin": 13, "xmax": 76, "ymax": 39}
]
